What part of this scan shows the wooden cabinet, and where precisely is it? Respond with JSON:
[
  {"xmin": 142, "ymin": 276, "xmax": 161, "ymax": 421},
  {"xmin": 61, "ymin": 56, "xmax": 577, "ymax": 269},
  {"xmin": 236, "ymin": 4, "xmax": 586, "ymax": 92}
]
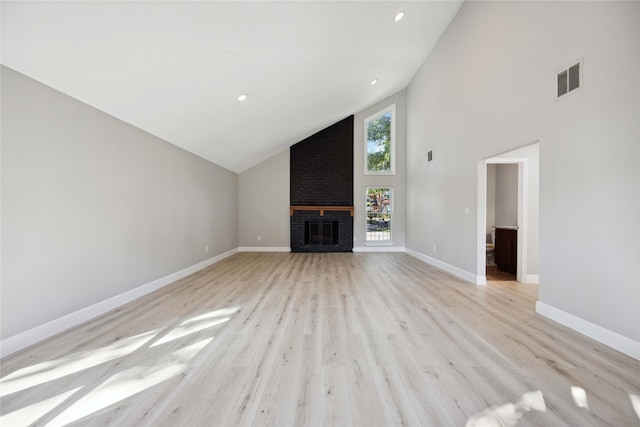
[{"xmin": 495, "ymin": 227, "xmax": 517, "ymax": 274}]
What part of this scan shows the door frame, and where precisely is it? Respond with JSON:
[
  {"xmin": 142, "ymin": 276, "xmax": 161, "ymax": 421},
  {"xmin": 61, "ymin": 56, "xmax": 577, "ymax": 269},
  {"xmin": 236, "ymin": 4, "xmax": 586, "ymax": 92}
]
[{"xmin": 477, "ymin": 157, "xmax": 529, "ymax": 283}]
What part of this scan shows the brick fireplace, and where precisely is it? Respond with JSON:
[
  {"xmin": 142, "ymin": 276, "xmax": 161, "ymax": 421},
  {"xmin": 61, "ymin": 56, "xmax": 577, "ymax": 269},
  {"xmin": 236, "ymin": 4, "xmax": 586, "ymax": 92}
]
[{"xmin": 290, "ymin": 116, "xmax": 354, "ymax": 252}]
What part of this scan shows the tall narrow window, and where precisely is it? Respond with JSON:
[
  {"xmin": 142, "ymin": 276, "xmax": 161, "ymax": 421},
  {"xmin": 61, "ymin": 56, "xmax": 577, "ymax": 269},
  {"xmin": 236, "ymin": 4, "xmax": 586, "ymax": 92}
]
[
  {"xmin": 366, "ymin": 187, "xmax": 392, "ymax": 242},
  {"xmin": 364, "ymin": 104, "xmax": 396, "ymax": 174}
]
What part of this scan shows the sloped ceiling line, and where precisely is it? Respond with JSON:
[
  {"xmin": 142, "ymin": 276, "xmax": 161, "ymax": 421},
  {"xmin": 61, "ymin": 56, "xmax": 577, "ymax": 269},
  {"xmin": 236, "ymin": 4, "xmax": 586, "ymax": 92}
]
[{"xmin": 1, "ymin": 1, "xmax": 463, "ymax": 172}]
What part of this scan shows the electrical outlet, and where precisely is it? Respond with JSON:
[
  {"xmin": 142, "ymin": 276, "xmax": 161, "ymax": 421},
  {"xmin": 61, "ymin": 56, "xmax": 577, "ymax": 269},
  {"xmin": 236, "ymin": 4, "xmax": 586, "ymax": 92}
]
[
  {"xmin": 257, "ymin": 236, "xmax": 261, "ymax": 241},
  {"xmin": 464, "ymin": 207, "xmax": 470, "ymax": 215},
  {"xmin": 433, "ymin": 244, "xmax": 437, "ymax": 252},
  {"xmin": 205, "ymin": 245, "xmax": 209, "ymax": 252}
]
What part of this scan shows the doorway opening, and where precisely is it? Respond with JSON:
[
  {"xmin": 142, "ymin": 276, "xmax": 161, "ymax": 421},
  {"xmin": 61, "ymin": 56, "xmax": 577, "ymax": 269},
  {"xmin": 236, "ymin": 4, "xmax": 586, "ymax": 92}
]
[{"xmin": 476, "ymin": 143, "xmax": 539, "ymax": 285}]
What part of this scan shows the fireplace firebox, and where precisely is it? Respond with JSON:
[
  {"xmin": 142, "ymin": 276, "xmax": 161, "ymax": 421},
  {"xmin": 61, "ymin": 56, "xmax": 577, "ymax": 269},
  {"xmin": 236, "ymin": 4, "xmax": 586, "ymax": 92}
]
[
  {"xmin": 305, "ymin": 220, "xmax": 338, "ymax": 246},
  {"xmin": 290, "ymin": 210, "xmax": 352, "ymax": 252}
]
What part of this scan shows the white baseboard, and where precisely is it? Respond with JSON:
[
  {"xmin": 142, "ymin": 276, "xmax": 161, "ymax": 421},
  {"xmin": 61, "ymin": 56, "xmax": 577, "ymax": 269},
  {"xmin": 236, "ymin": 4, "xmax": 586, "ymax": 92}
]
[
  {"xmin": 525, "ymin": 274, "xmax": 539, "ymax": 284},
  {"xmin": 353, "ymin": 246, "xmax": 406, "ymax": 252},
  {"xmin": 238, "ymin": 247, "xmax": 291, "ymax": 252},
  {"xmin": 0, "ymin": 248, "xmax": 238, "ymax": 358},
  {"xmin": 536, "ymin": 301, "xmax": 640, "ymax": 361},
  {"xmin": 405, "ymin": 248, "xmax": 485, "ymax": 285}
]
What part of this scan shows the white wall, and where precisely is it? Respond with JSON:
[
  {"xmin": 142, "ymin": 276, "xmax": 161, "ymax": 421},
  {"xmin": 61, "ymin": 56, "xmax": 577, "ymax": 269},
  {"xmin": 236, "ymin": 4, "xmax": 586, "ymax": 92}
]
[
  {"xmin": 353, "ymin": 91, "xmax": 406, "ymax": 250},
  {"xmin": 494, "ymin": 164, "xmax": 518, "ymax": 227},
  {"xmin": 406, "ymin": 0, "xmax": 639, "ymax": 348},
  {"xmin": 1, "ymin": 66, "xmax": 239, "ymax": 341},
  {"xmin": 238, "ymin": 150, "xmax": 290, "ymax": 249}
]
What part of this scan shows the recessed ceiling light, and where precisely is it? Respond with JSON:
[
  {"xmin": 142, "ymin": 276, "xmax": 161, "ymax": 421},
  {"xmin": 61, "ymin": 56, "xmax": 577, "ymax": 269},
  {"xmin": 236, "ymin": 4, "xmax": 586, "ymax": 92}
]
[
  {"xmin": 238, "ymin": 94, "xmax": 248, "ymax": 102},
  {"xmin": 393, "ymin": 10, "xmax": 405, "ymax": 22},
  {"xmin": 370, "ymin": 79, "xmax": 378, "ymax": 86}
]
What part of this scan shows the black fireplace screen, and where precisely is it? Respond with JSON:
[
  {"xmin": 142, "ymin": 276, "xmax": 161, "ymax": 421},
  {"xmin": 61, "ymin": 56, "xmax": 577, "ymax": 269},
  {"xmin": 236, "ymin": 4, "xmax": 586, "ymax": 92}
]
[{"xmin": 304, "ymin": 220, "xmax": 339, "ymax": 246}]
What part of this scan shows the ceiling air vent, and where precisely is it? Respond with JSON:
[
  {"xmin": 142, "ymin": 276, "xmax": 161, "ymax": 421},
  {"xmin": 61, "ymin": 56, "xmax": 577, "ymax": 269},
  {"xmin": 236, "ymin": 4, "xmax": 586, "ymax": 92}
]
[{"xmin": 557, "ymin": 60, "xmax": 582, "ymax": 99}]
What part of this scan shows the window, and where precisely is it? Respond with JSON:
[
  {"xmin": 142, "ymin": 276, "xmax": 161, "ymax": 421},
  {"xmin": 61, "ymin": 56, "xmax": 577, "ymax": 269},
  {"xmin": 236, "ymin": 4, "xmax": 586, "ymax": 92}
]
[
  {"xmin": 366, "ymin": 187, "xmax": 392, "ymax": 242},
  {"xmin": 364, "ymin": 104, "xmax": 396, "ymax": 174}
]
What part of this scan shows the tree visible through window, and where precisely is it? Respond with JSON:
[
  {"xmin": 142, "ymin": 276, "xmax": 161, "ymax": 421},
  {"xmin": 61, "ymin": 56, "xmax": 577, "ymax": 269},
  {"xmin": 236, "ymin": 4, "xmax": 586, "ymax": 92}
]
[
  {"xmin": 366, "ymin": 187, "xmax": 392, "ymax": 242},
  {"xmin": 365, "ymin": 105, "xmax": 395, "ymax": 174}
]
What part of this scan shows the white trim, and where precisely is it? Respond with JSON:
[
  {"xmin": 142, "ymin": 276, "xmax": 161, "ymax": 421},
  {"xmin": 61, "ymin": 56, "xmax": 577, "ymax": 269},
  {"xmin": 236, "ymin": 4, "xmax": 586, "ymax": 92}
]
[
  {"xmin": 364, "ymin": 242, "xmax": 395, "ymax": 247},
  {"xmin": 516, "ymin": 160, "xmax": 529, "ymax": 283},
  {"xmin": 238, "ymin": 247, "xmax": 291, "ymax": 252},
  {"xmin": 477, "ymin": 160, "xmax": 488, "ymax": 277},
  {"xmin": 536, "ymin": 301, "xmax": 640, "ymax": 361},
  {"xmin": 364, "ymin": 103, "xmax": 396, "ymax": 175},
  {"xmin": 406, "ymin": 248, "xmax": 485, "ymax": 285},
  {"xmin": 0, "ymin": 248, "xmax": 238, "ymax": 357},
  {"xmin": 525, "ymin": 274, "xmax": 539, "ymax": 284},
  {"xmin": 353, "ymin": 246, "xmax": 405, "ymax": 253}
]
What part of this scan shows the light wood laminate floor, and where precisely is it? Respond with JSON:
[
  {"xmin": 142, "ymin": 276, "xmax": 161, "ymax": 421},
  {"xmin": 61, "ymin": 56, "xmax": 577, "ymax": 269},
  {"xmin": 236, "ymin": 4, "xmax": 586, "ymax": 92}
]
[
  {"xmin": 486, "ymin": 265, "xmax": 517, "ymax": 282},
  {"xmin": 1, "ymin": 253, "xmax": 639, "ymax": 426}
]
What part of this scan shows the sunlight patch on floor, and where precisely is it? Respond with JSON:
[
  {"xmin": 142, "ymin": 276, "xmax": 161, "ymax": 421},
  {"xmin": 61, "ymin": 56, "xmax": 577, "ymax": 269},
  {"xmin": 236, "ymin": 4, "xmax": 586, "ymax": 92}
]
[
  {"xmin": 571, "ymin": 386, "xmax": 589, "ymax": 410},
  {"xmin": 0, "ymin": 387, "xmax": 82, "ymax": 426},
  {"xmin": 465, "ymin": 390, "xmax": 546, "ymax": 427},
  {"xmin": 630, "ymin": 394, "xmax": 640, "ymax": 420},
  {"xmin": 150, "ymin": 306, "xmax": 238, "ymax": 347},
  {"xmin": 151, "ymin": 317, "xmax": 229, "ymax": 347},
  {"xmin": 185, "ymin": 306, "xmax": 239, "ymax": 324},
  {"xmin": 46, "ymin": 337, "xmax": 213, "ymax": 427},
  {"xmin": 0, "ymin": 330, "xmax": 158, "ymax": 397}
]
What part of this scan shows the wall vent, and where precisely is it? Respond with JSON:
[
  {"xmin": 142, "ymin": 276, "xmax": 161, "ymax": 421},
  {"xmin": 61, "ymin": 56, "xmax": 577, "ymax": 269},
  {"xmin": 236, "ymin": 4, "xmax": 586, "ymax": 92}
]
[{"xmin": 557, "ymin": 60, "xmax": 582, "ymax": 99}]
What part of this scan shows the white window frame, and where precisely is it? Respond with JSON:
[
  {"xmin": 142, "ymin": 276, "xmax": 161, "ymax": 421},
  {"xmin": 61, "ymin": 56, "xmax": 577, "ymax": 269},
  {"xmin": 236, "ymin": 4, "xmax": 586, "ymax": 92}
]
[
  {"xmin": 365, "ymin": 186, "xmax": 393, "ymax": 244},
  {"xmin": 364, "ymin": 104, "xmax": 396, "ymax": 175}
]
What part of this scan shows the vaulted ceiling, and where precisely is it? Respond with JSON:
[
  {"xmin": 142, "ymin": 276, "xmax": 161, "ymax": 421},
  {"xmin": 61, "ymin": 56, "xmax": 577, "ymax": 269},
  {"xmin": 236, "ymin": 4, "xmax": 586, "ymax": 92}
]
[{"xmin": 1, "ymin": 1, "xmax": 462, "ymax": 172}]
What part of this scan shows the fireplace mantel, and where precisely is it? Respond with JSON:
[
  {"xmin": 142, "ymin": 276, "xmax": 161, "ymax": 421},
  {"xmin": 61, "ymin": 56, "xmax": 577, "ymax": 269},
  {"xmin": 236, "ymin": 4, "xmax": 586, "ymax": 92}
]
[{"xmin": 290, "ymin": 206, "xmax": 354, "ymax": 217}]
